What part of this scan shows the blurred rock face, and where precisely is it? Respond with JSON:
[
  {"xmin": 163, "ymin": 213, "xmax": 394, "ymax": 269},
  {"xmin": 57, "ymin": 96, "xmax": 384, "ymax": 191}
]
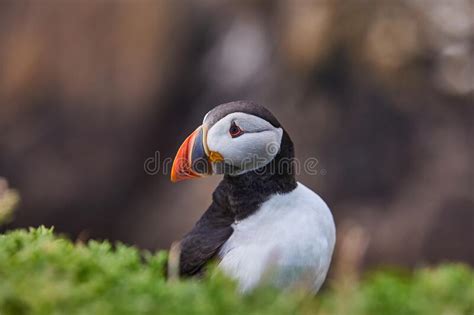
[{"xmin": 0, "ymin": 0, "xmax": 472, "ymax": 268}]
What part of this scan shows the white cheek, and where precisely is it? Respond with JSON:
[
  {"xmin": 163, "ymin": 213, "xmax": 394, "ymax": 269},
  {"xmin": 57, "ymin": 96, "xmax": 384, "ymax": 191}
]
[
  {"xmin": 206, "ymin": 112, "xmax": 284, "ymax": 172},
  {"xmin": 208, "ymin": 128, "xmax": 283, "ymax": 171}
]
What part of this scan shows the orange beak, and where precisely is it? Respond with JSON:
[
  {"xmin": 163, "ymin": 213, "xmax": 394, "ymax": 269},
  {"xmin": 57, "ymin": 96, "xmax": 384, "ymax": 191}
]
[{"xmin": 171, "ymin": 126, "xmax": 212, "ymax": 182}]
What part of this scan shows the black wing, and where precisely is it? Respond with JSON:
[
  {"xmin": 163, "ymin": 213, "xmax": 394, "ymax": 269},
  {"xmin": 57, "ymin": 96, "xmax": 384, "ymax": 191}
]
[{"xmin": 179, "ymin": 185, "xmax": 234, "ymax": 276}]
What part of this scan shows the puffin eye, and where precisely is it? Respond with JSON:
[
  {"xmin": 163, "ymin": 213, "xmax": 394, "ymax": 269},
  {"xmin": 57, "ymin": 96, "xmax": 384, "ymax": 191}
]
[{"xmin": 229, "ymin": 122, "xmax": 243, "ymax": 138}]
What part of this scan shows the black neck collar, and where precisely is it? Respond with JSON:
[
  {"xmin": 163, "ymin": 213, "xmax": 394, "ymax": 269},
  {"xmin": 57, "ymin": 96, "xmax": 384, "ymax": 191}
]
[{"xmin": 216, "ymin": 130, "xmax": 297, "ymax": 220}]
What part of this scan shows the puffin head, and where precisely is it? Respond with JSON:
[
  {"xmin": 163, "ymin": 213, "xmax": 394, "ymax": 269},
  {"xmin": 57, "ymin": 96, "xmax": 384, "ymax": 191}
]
[{"xmin": 171, "ymin": 101, "xmax": 286, "ymax": 182}]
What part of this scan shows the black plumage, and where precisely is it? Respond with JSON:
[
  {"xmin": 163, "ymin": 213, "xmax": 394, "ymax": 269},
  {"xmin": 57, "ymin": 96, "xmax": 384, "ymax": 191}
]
[{"xmin": 203, "ymin": 100, "xmax": 281, "ymax": 128}]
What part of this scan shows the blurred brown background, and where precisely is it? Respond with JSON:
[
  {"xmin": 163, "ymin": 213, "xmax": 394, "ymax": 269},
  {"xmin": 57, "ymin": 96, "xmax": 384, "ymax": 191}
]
[{"xmin": 0, "ymin": 0, "xmax": 473, "ymax": 269}]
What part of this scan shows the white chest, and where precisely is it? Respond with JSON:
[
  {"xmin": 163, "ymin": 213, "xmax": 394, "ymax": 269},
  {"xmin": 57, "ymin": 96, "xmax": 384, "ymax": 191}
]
[{"xmin": 218, "ymin": 183, "xmax": 336, "ymax": 292}]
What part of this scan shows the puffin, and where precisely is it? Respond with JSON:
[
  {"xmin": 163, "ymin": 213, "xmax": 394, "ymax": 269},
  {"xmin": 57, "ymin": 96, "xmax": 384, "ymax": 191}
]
[{"xmin": 170, "ymin": 101, "xmax": 336, "ymax": 293}]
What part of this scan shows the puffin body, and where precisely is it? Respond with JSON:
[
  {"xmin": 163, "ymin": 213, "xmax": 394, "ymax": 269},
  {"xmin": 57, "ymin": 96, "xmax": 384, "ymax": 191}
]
[
  {"xmin": 219, "ymin": 183, "xmax": 335, "ymax": 292},
  {"xmin": 171, "ymin": 101, "xmax": 336, "ymax": 293}
]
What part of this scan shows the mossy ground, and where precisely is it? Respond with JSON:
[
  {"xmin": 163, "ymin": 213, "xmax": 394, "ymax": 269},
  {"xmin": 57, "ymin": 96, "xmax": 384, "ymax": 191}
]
[{"xmin": 0, "ymin": 227, "xmax": 472, "ymax": 315}]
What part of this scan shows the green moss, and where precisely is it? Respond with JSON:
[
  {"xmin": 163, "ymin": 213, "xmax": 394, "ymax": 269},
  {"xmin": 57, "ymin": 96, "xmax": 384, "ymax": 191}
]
[{"xmin": 0, "ymin": 227, "xmax": 472, "ymax": 315}]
